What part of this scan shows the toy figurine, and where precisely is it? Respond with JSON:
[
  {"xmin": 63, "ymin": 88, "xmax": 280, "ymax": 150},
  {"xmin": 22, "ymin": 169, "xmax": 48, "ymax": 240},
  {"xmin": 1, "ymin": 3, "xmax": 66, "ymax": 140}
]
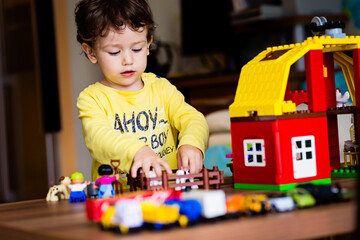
[
  {"xmin": 87, "ymin": 182, "xmax": 99, "ymax": 199},
  {"xmin": 336, "ymin": 88, "xmax": 350, "ymax": 107},
  {"xmin": 175, "ymin": 169, "xmax": 198, "ymax": 191},
  {"xmin": 94, "ymin": 164, "xmax": 120, "ymax": 198},
  {"xmin": 46, "ymin": 176, "xmax": 71, "ymax": 201},
  {"xmin": 67, "ymin": 172, "xmax": 90, "ymax": 203}
]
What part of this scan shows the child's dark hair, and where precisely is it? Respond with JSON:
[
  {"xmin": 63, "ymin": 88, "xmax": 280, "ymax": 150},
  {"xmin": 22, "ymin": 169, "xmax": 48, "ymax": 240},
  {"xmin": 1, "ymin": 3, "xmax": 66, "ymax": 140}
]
[
  {"xmin": 98, "ymin": 164, "xmax": 114, "ymax": 176},
  {"xmin": 75, "ymin": 0, "xmax": 155, "ymax": 50}
]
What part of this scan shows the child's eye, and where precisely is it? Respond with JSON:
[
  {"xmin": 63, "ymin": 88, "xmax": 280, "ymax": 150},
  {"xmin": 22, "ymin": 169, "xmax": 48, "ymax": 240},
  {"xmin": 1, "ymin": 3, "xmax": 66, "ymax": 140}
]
[
  {"xmin": 109, "ymin": 51, "xmax": 120, "ymax": 55},
  {"xmin": 132, "ymin": 48, "xmax": 142, "ymax": 52}
]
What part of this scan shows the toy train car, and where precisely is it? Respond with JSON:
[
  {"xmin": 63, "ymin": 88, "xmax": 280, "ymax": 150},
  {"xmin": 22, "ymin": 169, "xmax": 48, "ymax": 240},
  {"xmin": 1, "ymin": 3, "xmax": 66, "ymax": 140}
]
[
  {"xmin": 86, "ymin": 190, "xmax": 176, "ymax": 222},
  {"xmin": 226, "ymin": 194, "xmax": 272, "ymax": 216},
  {"xmin": 87, "ymin": 183, "xmax": 353, "ymax": 235},
  {"xmin": 87, "ymin": 189, "xmax": 229, "ymax": 234},
  {"xmin": 181, "ymin": 190, "xmax": 227, "ymax": 219},
  {"xmin": 100, "ymin": 199, "xmax": 143, "ymax": 233}
]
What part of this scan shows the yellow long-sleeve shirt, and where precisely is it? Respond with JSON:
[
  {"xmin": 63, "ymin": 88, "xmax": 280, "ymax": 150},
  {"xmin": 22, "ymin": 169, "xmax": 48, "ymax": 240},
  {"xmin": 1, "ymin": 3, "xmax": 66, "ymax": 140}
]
[{"xmin": 77, "ymin": 72, "xmax": 209, "ymax": 183}]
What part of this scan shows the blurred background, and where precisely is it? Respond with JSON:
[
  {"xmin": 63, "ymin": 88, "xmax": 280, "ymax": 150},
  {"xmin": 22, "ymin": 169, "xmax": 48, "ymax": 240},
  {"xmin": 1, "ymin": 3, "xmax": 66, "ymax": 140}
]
[{"xmin": 0, "ymin": 0, "xmax": 359, "ymax": 202}]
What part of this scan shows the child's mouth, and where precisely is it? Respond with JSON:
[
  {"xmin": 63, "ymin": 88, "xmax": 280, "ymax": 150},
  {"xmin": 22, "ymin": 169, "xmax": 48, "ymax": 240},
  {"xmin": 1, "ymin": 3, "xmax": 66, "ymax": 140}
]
[{"xmin": 121, "ymin": 71, "xmax": 135, "ymax": 77}]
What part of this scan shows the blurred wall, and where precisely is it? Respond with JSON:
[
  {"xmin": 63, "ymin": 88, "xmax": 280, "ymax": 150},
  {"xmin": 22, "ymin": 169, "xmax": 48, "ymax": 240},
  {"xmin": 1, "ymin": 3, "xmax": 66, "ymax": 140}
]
[{"xmin": 62, "ymin": 0, "xmax": 103, "ymax": 180}]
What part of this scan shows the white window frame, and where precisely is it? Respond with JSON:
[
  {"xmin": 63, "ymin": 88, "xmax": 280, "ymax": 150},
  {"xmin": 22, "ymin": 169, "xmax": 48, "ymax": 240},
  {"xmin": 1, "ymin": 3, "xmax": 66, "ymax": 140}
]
[
  {"xmin": 291, "ymin": 135, "xmax": 317, "ymax": 179},
  {"xmin": 243, "ymin": 139, "xmax": 265, "ymax": 167},
  {"xmin": 292, "ymin": 136, "xmax": 316, "ymax": 161}
]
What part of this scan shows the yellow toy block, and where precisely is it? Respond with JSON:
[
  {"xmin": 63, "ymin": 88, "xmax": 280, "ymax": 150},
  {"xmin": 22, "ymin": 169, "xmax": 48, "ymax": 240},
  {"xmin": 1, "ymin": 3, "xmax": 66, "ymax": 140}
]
[{"xmin": 230, "ymin": 36, "xmax": 360, "ymax": 118}]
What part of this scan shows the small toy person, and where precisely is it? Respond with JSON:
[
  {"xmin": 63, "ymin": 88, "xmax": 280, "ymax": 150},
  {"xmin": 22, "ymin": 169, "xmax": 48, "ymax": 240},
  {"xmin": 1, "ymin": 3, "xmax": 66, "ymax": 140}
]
[
  {"xmin": 94, "ymin": 164, "xmax": 120, "ymax": 198},
  {"xmin": 86, "ymin": 182, "xmax": 98, "ymax": 199},
  {"xmin": 67, "ymin": 172, "xmax": 90, "ymax": 203}
]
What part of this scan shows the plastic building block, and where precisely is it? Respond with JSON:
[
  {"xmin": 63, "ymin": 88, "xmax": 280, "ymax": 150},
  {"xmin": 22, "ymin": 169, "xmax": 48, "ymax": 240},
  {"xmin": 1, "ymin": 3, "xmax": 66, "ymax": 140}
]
[
  {"xmin": 113, "ymin": 200, "xmax": 143, "ymax": 233},
  {"xmin": 230, "ymin": 35, "xmax": 360, "ymax": 118},
  {"xmin": 88, "ymin": 189, "xmax": 228, "ymax": 234},
  {"xmin": 331, "ymin": 167, "xmax": 359, "ymax": 178},
  {"xmin": 233, "ymin": 179, "xmax": 331, "ymax": 191},
  {"xmin": 284, "ymin": 90, "xmax": 308, "ymax": 106},
  {"xmin": 327, "ymin": 115, "xmax": 341, "ymax": 170},
  {"xmin": 85, "ymin": 186, "xmax": 354, "ymax": 235},
  {"xmin": 141, "ymin": 201, "xmax": 180, "ymax": 230},
  {"xmin": 86, "ymin": 190, "xmax": 176, "ymax": 222},
  {"xmin": 181, "ymin": 190, "xmax": 227, "ymax": 219},
  {"xmin": 305, "ymin": 49, "xmax": 327, "ymax": 112},
  {"xmin": 229, "ymin": 19, "xmax": 360, "ymax": 191},
  {"xmin": 226, "ymin": 194, "xmax": 245, "ymax": 215},
  {"xmin": 165, "ymin": 199, "xmax": 202, "ymax": 223},
  {"xmin": 231, "ymin": 115, "xmax": 331, "ymax": 191}
]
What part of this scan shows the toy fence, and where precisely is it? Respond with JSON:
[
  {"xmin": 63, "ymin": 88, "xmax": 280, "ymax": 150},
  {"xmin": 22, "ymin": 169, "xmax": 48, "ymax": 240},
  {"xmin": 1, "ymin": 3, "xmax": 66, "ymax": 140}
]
[
  {"xmin": 128, "ymin": 166, "xmax": 224, "ymax": 191},
  {"xmin": 343, "ymin": 152, "xmax": 359, "ymax": 167}
]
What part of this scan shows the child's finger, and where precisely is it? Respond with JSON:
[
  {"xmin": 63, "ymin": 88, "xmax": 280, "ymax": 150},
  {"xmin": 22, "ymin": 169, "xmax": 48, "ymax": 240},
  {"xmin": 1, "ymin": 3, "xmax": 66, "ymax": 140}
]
[
  {"xmin": 197, "ymin": 160, "xmax": 203, "ymax": 173},
  {"xmin": 180, "ymin": 156, "xmax": 189, "ymax": 172},
  {"xmin": 189, "ymin": 157, "xmax": 197, "ymax": 174},
  {"xmin": 152, "ymin": 162, "xmax": 163, "ymax": 177},
  {"xmin": 159, "ymin": 159, "xmax": 172, "ymax": 174},
  {"xmin": 131, "ymin": 163, "xmax": 140, "ymax": 178},
  {"xmin": 142, "ymin": 162, "xmax": 151, "ymax": 178}
]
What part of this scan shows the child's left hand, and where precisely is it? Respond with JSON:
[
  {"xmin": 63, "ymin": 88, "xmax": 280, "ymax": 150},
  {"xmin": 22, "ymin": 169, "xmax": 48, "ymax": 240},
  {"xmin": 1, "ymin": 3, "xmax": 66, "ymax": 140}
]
[{"xmin": 177, "ymin": 145, "xmax": 203, "ymax": 173}]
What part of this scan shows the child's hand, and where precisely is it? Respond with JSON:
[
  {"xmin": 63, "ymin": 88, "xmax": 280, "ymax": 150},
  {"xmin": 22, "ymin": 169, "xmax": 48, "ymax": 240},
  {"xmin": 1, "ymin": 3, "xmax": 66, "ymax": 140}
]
[
  {"xmin": 131, "ymin": 146, "xmax": 172, "ymax": 178},
  {"xmin": 177, "ymin": 145, "xmax": 203, "ymax": 173}
]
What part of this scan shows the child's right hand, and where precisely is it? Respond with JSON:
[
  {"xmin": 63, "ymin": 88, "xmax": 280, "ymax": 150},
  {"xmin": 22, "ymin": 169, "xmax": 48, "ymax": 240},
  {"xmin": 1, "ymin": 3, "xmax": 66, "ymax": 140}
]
[{"xmin": 131, "ymin": 146, "xmax": 172, "ymax": 178}]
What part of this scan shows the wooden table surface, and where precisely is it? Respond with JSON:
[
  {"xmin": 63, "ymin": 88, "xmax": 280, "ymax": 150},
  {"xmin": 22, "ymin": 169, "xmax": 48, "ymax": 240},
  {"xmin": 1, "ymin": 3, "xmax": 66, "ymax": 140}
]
[{"xmin": 0, "ymin": 178, "xmax": 357, "ymax": 240}]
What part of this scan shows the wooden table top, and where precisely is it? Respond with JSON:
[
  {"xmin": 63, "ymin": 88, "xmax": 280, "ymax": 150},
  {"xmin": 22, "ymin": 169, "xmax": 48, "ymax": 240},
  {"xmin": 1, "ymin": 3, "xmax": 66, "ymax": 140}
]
[{"xmin": 0, "ymin": 178, "xmax": 357, "ymax": 240}]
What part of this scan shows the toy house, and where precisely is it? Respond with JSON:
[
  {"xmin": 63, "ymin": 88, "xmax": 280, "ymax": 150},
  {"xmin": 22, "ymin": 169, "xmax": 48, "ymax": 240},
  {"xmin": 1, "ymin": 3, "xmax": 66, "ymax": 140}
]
[{"xmin": 229, "ymin": 30, "xmax": 360, "ymax": 191}]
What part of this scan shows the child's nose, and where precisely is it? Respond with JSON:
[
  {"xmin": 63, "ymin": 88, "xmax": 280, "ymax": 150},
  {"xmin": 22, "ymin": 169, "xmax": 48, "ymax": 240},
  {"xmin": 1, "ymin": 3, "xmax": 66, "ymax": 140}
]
[{"xmin": 122, "ymin": 51, "xmax": 133, "ymax": 65}]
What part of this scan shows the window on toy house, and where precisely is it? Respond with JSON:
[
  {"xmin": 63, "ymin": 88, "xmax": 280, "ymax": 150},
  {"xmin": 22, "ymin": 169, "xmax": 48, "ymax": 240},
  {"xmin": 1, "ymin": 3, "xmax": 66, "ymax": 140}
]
[
  {"xmin": 291, "ymin": 135, "xmax": 317, "ymax": 179},
  {"xmin": 243, "ymin": 139, "xmax": 265, "ymax": 167},
  {"xmin": 292, "ymin": 136, "xmax": 315, "ymax": 161}
]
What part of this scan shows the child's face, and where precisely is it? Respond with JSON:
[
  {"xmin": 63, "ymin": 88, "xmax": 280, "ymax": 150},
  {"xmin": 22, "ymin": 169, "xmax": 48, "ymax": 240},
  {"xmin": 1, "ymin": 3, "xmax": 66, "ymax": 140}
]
[{"xmin": 83, "ymin": 26, "xmax": 151, "ymax": 91}]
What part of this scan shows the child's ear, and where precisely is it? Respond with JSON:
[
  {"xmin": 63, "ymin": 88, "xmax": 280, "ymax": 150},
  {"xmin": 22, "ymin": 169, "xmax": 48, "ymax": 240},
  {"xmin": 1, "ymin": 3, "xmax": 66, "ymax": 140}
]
[
  {"xmin": 147, "ymin": 37, "xmax": 153, "ymax": 56},
  {"xmin": 82, "ymin": 43, "xmax": 97, "ymax": 63}
]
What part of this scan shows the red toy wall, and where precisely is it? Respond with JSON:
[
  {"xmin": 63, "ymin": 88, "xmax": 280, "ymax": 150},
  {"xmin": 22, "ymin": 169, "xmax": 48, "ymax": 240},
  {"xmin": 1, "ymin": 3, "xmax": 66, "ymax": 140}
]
[
  {"xmin": 230, "ymin": 115, "xmax": 331, "ymax": 187},
  {"xmin": 275, "ymin": 116, "xmax": 331, "ymax": 184},
  {"xmin": 230, "ymin": 120, "xmax": 278, "ymax": 185}
]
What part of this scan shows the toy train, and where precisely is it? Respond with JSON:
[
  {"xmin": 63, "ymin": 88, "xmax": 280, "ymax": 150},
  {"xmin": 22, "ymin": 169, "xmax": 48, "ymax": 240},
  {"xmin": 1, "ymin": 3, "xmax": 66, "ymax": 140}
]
[{"xmin": 86, "ymin": 183, "xmax": 353, "ymax": 234}]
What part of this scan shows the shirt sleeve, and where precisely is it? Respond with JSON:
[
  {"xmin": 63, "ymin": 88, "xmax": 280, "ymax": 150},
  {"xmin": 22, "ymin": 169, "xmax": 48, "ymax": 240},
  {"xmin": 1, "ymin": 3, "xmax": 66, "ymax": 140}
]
[
  {"xmin": 77, "ymin": 90, "xmax": 146, "ymax": 173},
  {"xmin": 162, "ymin": 79, "xmax": 209, "ymax": 157}
]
